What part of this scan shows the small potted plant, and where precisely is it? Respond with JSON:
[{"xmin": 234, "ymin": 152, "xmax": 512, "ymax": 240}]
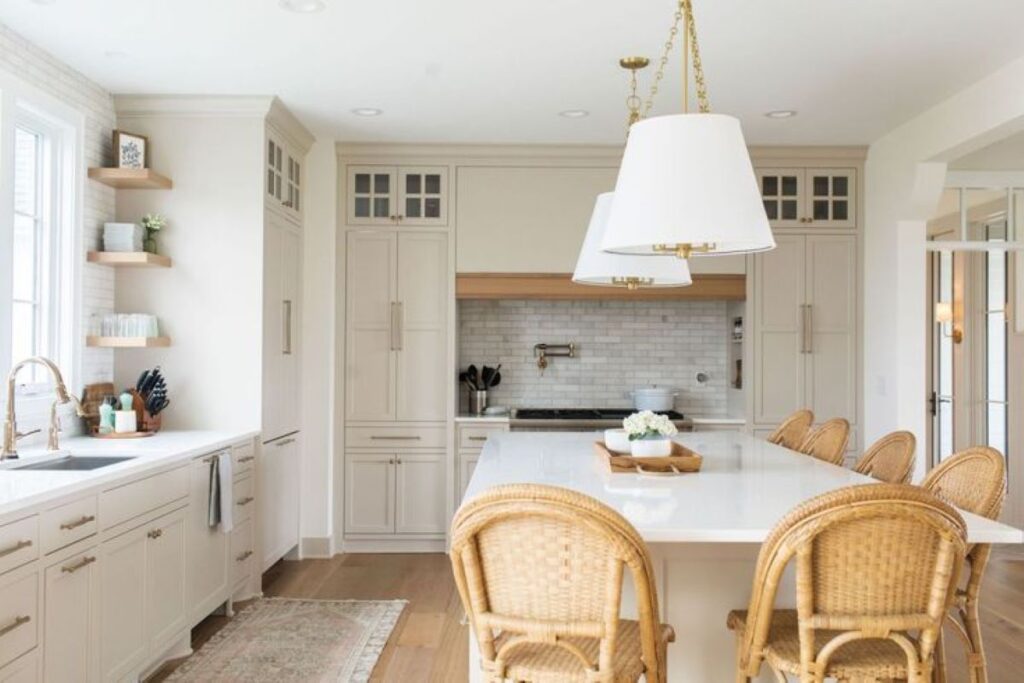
[
  {"xmin": 140, "ymin": 213, "xmax": 166, "ymax": 254},
  {"xmin": 623, "ymin": 410, "xmax": 678, "ymax": 457}
]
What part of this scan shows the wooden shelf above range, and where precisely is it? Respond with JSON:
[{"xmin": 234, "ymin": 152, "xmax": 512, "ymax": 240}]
[
  {"xmin": 87, "ymin": 251, "xmax": 172, "ymax": 268},
  {"xmin": 455, "ymin": 273, "xmax": 746, "ymax": 301},
  {"xmin": 86, "ymin": 336, "xmax": 171, "ymax": 348},
  {"xmin": 87, "ymin": 167, "xmax": 173, "ymax": 190}
]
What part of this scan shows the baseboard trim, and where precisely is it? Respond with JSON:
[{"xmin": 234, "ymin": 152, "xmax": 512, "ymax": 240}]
[
  {"xmin": 301, "ymin": 536, "xmax": 334, "ymax": 558},
  {"xmin": 342, "ymin": 537, "xmax": 446, "ymax": 553}
]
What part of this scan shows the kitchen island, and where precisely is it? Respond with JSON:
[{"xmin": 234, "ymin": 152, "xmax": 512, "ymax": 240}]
[{"xmin": 461, "ymin": 431, "xmax": 1023, "ymax": 682}]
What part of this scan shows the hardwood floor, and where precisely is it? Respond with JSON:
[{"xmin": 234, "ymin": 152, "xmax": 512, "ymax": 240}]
[{"xmin": 151, "ymin": 547, "xmax": 1024, "ymax": 682}]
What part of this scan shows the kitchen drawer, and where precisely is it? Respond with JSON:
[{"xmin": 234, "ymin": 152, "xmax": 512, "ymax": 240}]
[
  {"xmin": 0, "ymin": 572, "xmax": 37, "ymax": 671},
  {"xmin": 233, "ymin": 476, "xmax": 255, "ymax": 523},
  {"xmin": 100, "ymin": 464, "xmax": 189, "ymax": 531},
  {"xmin": 232, "ymin": 441, "xmax": 256, "ymax": 476},
  {"xmin": 0, "ymin": 649, "xmax": 37, "ymax": 683},
  {"xmin": 230, "ymin": 519, "xmax": 254, "ymax": 587},
  {"xmin": 458, "ymin": 425, "xmax": 507, "ymax": 450},
  {"xmin": 0, "ymin": 517, "xmax": 38, "ymax": 576},
  {"xmin": 346, "ymin": 425, "xmax": 446, "ymax": 449},
  {"xmin": 41, "ymin": 497, "xmax": 97, "ymax": 554}
]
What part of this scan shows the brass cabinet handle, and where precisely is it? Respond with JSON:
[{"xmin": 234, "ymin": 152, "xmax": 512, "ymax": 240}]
[
  {"xmin": 60, "ymin": 515, "xmax": 95, "ymax": 531},
  {"xmin": 396, "ymin": 458, "xmax": 403, "ymax": 465},
  {"xmin": 0, "ymin": 615, "xmax": 30, "ymax": 639},
  {"xmin": 0, "ymin": 539, "xmax": 32, "ymax": 559},
  {"xmin": 147, "ymin": 528, "xmax": 163, "ymax": 540},
  {"xmin": 275, "ymin": 438, "xmax": 296, "ymax": 448},
  {"xmin": 236, "ymin": 496, "xmax": 255, "ymax": 507},
  {"xmin": 62, "ymin": 556, "xmax": 96, "ymax": 574},
  {"xmin": 283, "ymin": 299, "xmax": 293, "ymax": 356},
  {"xmin": 468, "ymin": 436, "xmax": 488, "ymax": 442},
  {"xmin": 805, "ymin": 304, "xmax": 813, "ymax": 354},
  {"xmin": 238, "ymin": 455, "xmax": 255, "ymax": 463},
  {"xmin": 236, "ymin": 550, "xmax": 253, "ymax": 562},
  {"xmin": 370, "ymin": 435, "xmax": 420, "ymax": 441}
]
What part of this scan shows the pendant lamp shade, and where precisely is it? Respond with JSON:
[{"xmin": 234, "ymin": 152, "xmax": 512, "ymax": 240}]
[
  {"xmin": 601, "ymin": 113, "xmax": 775, "ymax": 257},
  {"xmin": 573, "ymin": 193, "xmax": 692, "ymax": 288}
]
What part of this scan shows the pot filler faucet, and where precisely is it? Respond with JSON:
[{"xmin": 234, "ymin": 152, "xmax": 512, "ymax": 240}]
[{"xmin": 2, "ymin": 356, "xmax": 86, "ymax": 460}]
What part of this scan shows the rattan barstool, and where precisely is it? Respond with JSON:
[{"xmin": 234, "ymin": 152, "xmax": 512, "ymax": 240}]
[
  {"xmin": 726, "ymin": 483, "xmax": 967, "ymax": 683},
  {"xmin": 853, "ymin": 431, "xmax": 916, "ymax": 484},
  {"xmin": 767, "ymin": 410, "xmax": 815, "ymax": 450},
  {"xmin": 922, "ymin": 447, "xmax": 1006, "ymax": 683},
  {"xmin": 796, "ymin": 418, "xmax": 850, "ymax": 466},
  {"xmin": 450, "ymin": 484, "xmax": 675, "ymax": 683}
]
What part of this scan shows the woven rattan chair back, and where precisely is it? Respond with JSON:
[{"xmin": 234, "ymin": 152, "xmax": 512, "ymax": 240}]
[
  {"xmin": 796, "ymin": 418, "xmax": 850, "ymax": 465},
  {"xmin": 450, "ymin": 484, "xmax": 666, "ymax": 683},
  {"xmin": 736, "ymin": 484, "xmax": 967, "ymax": 683},
  {"xmin": 853, "ymin": 430, "xmax": 916, "ymax": 484},
  {"xmin": 922, "ymin": 447, "xmax": 1006, "ymax": 683},
  {"xmin": 767, "ymin": 409, "xmax": 815, "ymax": 450}
]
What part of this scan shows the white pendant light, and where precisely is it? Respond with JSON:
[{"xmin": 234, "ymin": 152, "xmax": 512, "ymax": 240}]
[
  {"xmin": 600, "ymin": 0, "xmax": 775, "ymax": 259},
  {"xmin": 574, "ymin": 193, "xmax": 692, "ymax": 289}
]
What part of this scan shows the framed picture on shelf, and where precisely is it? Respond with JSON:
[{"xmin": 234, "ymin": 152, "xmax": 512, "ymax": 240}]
[{"xmin": 113, "ymin": 130, "xmax": 148, "ymax": 169}]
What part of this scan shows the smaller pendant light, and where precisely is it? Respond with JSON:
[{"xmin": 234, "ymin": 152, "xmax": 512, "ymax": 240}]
[{"xmin": 573, "ymin": 193, "xmax": 692, "ymax": 289}]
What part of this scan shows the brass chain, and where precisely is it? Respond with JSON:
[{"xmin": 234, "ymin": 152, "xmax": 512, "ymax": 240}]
[
  {"xmin": 642, "ymin": 0, "xmax": 711, "ymax": 116},
  {"xmin": 626, "ymin": 66, "xmax": 642, "ymax": 129},
  {"xmin": 641, "ymin": 4, "xmax": 683, "ymax": 117},
  {"xmin": 682, "ymin": 0, "xmax": 711, "ymax": 113}
]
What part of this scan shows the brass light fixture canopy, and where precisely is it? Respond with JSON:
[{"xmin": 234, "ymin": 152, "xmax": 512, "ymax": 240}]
[{"xmin": 619, "ymin": 56, "xmax": 650, "ymax": 70}]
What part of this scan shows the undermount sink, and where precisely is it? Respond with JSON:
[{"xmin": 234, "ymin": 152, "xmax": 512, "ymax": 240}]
[{"xmin": 7, "ymin": 455, "xmax": 136, "ymax": 472}]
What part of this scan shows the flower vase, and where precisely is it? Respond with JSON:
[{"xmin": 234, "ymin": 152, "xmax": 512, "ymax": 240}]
[
  {"xmin": 143, "ymin": 236, "xmax": 158, "ymax": 254},
  {"xmin": 631, "ymin": 437, "xmax": 672, "ymax": 457}
]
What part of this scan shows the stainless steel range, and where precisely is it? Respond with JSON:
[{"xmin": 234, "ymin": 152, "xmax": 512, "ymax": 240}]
[{"xmin": 510, "ymin": 408, "xmax": 692, "ymax": 432}]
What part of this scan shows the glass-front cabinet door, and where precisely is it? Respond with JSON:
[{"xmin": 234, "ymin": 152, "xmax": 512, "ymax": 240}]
[
  {"xmin": 348, "ymin": 166, "xmax": 399, "ymax": 225},
  {"xmin": 398, "ymin": 167, "xmax": 447, "ymax": 226},
  {"xmin": 806, "ymin": 168, "xmax": 856, "ymax": 228},
  {"xmin": 757, "ymin": 168, "xmax": 803, "ymax": 228}
]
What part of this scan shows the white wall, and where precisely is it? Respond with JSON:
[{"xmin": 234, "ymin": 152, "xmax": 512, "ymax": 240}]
[
  {"xmin": 113, "ymin": 114, "xmax": 265, "ymax": 432},
  {"xmin": 299, "ymin": 139, "xmax": 337, "ymax": 553},
  {"xmin": 864, "ymin": 53, "xmax": 1024, "ymax": 478}
]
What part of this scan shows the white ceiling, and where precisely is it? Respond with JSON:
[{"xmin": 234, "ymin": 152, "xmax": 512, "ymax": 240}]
[{"xmin": 5, "ymin": 0, "xmax": 1024, "ymax": 144}]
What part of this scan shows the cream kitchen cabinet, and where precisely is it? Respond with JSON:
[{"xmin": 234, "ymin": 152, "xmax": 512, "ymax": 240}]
[
  {"xmin": 266, "ymin": 129, "xmax": 303, "ymax": 224},
  {"xmin": 750, "ymin": 233, "xmax": 858, "ymax": 436},
  {"xmin": 260, "ymin": 434, "xmax": 300, "ymax": 571},
  {"xmin": 344, "ymin": 452, "xmax": 446, "ymax": 536},
  {"xmin": 456, "ymin": 422, "xmax": 509, "ymax": 504},
  {"xmin": 345, "ymin": 230, "xmax": 448, "ymax": 423},
  {"xmin": 186, "ymin": 454, "xmax": 227, "ymax": 623},
  {"xmin": 44, "ymin": 546, "xmax": 100, "ymax": 682},
  {"xmin": 756, "ymin": 168, "xmax": 856, "ymax": 229},
  {"xmin": 263, "ymin": 213, "xmax": 302, "ymax": 444},
  {"xmin": 347, "ymin": 165, "xmax": 448, "ymax": 226}
]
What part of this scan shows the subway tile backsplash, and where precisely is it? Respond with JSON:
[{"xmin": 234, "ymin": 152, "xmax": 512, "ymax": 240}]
[{"xmin": 458, "ymin": 299, "xmax": 729, "ymax": 415}]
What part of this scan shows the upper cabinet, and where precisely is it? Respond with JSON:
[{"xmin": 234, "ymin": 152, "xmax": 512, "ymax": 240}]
[
  {"xmin": 347, "ymin": 165, "xmax": 448, "ymax": 226},
  {"xmin": 266, "ymin": 130, "xmax": 303, "ymax": 224},
  {"xmin": 757, "ymin": 167, "xmax": 856, "ymax": 229}
]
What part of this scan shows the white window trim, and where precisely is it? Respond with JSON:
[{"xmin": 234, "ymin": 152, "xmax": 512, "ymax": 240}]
[{"xmin": 0, "ymin": 68, "xmax": 85, "ymax": 424}]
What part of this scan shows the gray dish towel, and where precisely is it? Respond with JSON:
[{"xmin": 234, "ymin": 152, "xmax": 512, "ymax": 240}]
[
  {"xmin": 207, "ymin": 452, "xmax": 234, "ymax": 532},
  {"xmin": 207, "ymin": 457, "xmax": 221, "ymax": 528}
]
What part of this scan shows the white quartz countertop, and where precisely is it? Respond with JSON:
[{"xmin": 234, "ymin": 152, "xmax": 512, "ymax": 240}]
[
  {"xmin": 0, "ymin": 429, "xmax": 258, "ymax": 520},
  {"xmin": 463, "ymin": 431, "xmax": 1023, "ymax": 545}
]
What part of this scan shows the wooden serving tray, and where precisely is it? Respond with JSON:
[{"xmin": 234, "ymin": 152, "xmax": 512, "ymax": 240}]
[
  {"xmin": 595, "ymin": 441, "xmax": 703, "ymax": 474},
  {"xmin": 90, "ymin": 430, "xmax": 156, "ymax": 440}
]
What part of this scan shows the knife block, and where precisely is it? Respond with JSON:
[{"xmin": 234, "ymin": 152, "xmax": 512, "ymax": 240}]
[{"xmin": 130, "ymin": 390, "xmax": 162, "ymax": 433}]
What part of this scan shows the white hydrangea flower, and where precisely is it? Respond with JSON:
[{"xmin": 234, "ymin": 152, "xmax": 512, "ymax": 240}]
[{"xmin": 623, "ymin": 410, "xmax": 678, "ymax": 439}]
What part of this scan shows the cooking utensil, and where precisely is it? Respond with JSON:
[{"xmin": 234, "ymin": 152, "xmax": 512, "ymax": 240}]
[
  {"xmin": 466, "ymin": 365, "xmax": 480, "ymax": 390},
  {"xmin": 490, "ymin": 371, "xmax": 501, "ymax": 388},
  {"xmin": 481, "ymin": 364, "xmax": 503, "ymax": 389}
]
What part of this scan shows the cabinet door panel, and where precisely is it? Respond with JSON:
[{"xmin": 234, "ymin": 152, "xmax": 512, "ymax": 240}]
[
  {"xmin": 398, "ymin": 167, "xmax": 448, "ymax": 226},
  {"xmin": 753, "ymin": 235, "xmax": 806, "ymax": 423},
  {"xmin": 395, "ymin": 454, "xmax": 446, "ymax": 534},
  {"xmin": 458, "ymin": 454, "xmax": 479, "ymax": 504},
  {"xmin": 348, "ymin": 166, "xmax": 397, "ymax": 225},
  {"xmin": 263, "ymin": 221, "xmax": 285, "ymax": 440},
  {"xmin": 805, "ymin": 235, "xmax": 857, "ymax": 422},
  {"xmin": 346, "ymin": 232, "xmax": 397, "ymax": 421},
  {"xmin": 756, "ymin": 168, "xmax": 804, "ymax": 228},
  {"xmin": 396, "ymin": 233, "xmax": 448, "ymax": 421},
  {"xmin": 187, "ymin": 457, "xmax": 228, "ymax": 622},
  {"xmin": 100, "ymin": 528, "xmax": 147, "ymax": 681},
  {"xmin": 260, "ymin": 436, "xmax": 300, "ymax": 570},
  {"xmin": 145, "ymin": 508, "xmax": 187, "ymax": 650},
  {"xmin": 45, "ymin": 548, "xmax": 99, "ymax": 683},
  {"xmin": 344, "ymin": 454, "xmax": 394, "ymax": 534},
  {"xmin": 804, "ymin": 168, "xmax": 856, "ymax": 228},
  {"xmin": 280, "ymin": 226, "xmax": 302, "ymax": 434}
]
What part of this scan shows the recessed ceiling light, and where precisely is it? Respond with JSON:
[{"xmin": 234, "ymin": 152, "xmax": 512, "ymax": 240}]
[
  {"xmin": 351, "ymin": 108, "xmax": 383, "ymax": 117},
  {"xmin": 279, "ymin": 0, "xmax": 325, "ymax": 13},
  {"xmin": 559, "ymin": 109, "xmax": 590, "ymax": 119},
  {"xmin": 764, "ymin": 110, "xmax": 797, "ymax": 119}
]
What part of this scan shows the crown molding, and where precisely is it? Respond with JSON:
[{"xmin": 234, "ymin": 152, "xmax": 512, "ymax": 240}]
[
  {"xmin": 267, "ymin": 97, "xmax": 315, "ymax": 153},
  {"xmin": 335, "ymin": 141, "xmax": 624, "ymax": 164},
  {"xmin": 113, "ymin": 94, "xmax": 276, "ymax": 118}
]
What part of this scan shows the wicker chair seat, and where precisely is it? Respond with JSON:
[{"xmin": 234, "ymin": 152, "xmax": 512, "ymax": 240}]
[
  {"xmin": 491, "ymin": 620, "xmax": 675, "ymax": 683},
  {"xmin": 727, "ymin": 609, "xmax": 918, "ymax": 679}
]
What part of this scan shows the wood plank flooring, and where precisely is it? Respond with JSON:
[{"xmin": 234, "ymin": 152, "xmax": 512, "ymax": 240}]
[{"xmin": 151, "ymin": 547, "xmax": 1024, "ymax": 681}]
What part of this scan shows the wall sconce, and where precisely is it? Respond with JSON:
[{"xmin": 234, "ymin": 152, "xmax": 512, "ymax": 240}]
[{"xmin": 935, "ymin": 302, "xmax": 963, "ymax": 344}]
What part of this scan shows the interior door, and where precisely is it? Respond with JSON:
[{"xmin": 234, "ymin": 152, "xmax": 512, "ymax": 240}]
[
  {"xmin": 804, "ymin": 234, "xmax": 858, "ymax": 427},
  {"xmin": 395, "ymin": 232, "xmax": 449, "ymax": 422},
  {"xmin": 346, "ymin": 231, "xmax": 398, "ymax": 421},
  {"xmin": 753, "ymin": 234, "xmax": 806, "ymax": 423}
]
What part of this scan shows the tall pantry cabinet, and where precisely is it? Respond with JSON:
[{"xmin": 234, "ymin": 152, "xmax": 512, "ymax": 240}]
[
  {"xmin": 748, "ymin": 159, "xmax": 862, "ymax": 457},
  {"xmin": 342, "ymin": 162, "xmax": 452, "ymax": 551}
]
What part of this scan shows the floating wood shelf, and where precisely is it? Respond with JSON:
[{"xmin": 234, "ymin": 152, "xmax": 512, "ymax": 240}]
[
  {"xmin": 456, "ymin": 273, "xmax": 746, "ymax": 301},
  {"xmin": 87, "ymin": 251, "xmax": 172, "ymax": 268},
  {"xmin": 87, "ymin": 167, "xmax": 173, "ymax": 190},
  {"xmin": 86, "ymin": 336, "xmax": 171, "ymax": 348}
]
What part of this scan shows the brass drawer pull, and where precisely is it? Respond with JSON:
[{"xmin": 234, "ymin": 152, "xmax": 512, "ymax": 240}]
[
  {"xmin": 62, "ymin": 556, "xmax": 96, "ymax": 574},
  {"xmin": 370, "ymin": 436, "xmax": 421, "ymax": 441},
  {"xmin": 237, "ymin": 455, "xmax": 255, "ymax": 463},
  {"xmin": 468, "ymin": 436, "xmax": 488, "ymax": 442},
  {"xmin": 0, "ymin": 615, "xmax": 30, "ymax": 638},
  {"xmin": 147, "ymin": 528, "xmax": 163, "ymax": 540},
  {"xmin": 236, "ymin": 496, "xmax": 255, "ymax": 507},
  {"xmin": 275, "ymin": 438, "xmax": 296, "ymax": 447},
  {"xmin": 236, "ymin": 550, "xmax": 253, "ymax": 562},
  {"xmin": 60, "ymin": 515, "xmax": 95, "ymax": 531},
  {"xmin": 0, "ymin": 539, "xmax": 32, "ymax": 559}
]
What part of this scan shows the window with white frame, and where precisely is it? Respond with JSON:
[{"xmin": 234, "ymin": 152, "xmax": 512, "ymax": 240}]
[{"xmin": 0, "ymin": 89, "xmax": 79, "ymax": 402}]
